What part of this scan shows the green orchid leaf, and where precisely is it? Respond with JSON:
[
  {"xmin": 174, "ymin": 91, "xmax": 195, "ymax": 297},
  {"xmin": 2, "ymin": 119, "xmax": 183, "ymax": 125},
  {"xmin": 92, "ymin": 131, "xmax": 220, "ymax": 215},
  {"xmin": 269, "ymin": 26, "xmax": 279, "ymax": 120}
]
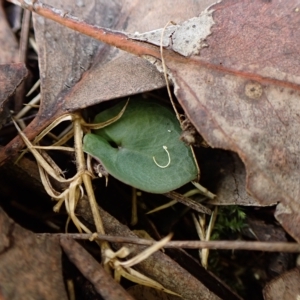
[{"xmin": 83, "ymin": 99, "xmax": 198, "ymax": 193}]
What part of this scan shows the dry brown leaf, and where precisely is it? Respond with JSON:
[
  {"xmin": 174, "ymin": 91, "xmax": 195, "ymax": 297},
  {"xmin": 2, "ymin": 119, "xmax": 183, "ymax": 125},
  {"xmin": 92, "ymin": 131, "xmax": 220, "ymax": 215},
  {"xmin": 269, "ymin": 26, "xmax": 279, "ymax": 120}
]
[
  {"xmin": 33, "ymin": 0, "xmax": 216, "ymax": 112},
  {"xmin": 207, "ymin": 151, "xmax": 267, "ymax": 206},
  {"xmin": 263, "ymin": 267, "xmax": 300, "ymax": 300},
  {"xmin": 0, "ymin": 63, "xmax": 27, "ymax": 127},
  {"xmin": 0, "ymin": 2, "xmax": 19, "ymax": 63},
  {"xmin": 0, "ymin": 207, "xmax": 67, "ymax": 299}
]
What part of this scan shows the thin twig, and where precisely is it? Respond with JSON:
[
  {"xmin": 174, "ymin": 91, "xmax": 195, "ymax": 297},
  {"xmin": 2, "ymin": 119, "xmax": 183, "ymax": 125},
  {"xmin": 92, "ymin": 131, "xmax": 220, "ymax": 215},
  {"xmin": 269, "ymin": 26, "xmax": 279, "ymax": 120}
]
[
  {"xmin": 12, "ymin": 0, "xmax": 162, "ymax": 60},
  {"xmin": 40, "ymin": 233, "xmax": 300, "ymax": 253}
]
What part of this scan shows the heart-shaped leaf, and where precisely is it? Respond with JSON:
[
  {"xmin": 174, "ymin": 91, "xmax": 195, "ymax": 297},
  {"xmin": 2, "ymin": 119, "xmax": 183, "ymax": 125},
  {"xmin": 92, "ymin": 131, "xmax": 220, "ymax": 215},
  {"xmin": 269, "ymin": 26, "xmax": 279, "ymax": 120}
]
[{"xmin": 83, "ymin": 99, "xmax": 198, "ymax": 193}]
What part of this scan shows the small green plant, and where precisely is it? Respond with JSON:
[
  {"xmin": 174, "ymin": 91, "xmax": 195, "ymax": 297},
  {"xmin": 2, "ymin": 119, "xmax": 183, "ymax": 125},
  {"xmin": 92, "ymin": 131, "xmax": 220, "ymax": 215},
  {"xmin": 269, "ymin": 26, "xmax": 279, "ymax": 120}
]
[
  {"xmin": 211, "ymin": 205, "xmax": 247, "ymax": 240},
  {"xmin": 209, "ymin": 206, "xmax": 248, "ymax": 297},
  {"xmin": 83, "ymin": 99, "xmax": 198, "ymax": 193}
]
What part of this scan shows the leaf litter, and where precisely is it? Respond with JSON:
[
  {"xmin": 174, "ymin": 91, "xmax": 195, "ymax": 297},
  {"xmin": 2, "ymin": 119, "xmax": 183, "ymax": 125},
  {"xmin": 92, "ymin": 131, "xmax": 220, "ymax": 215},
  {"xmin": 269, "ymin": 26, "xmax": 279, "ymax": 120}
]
[
  {"xmin": 16, "ymin": 0, "xmax": 299, "ymax": 239},
  {"xmin": 0, "ymin": 63, "xmax": 27, "ymax": 128},
  {"xmin": 1, "ymin": 0, "xmax": 300, "ymax": 298},
  {"xmin": 0, "ymin": 207, "xmax": 68, "ymax": 299}
]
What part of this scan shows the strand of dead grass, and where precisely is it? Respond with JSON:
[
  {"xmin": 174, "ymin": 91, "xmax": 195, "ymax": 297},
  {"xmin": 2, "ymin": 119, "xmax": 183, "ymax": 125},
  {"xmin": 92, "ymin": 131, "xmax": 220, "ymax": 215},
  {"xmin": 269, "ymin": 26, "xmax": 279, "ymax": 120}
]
[
  {"xmin": 160, "ymin": 21, "xmax": 201, "ymax": 181},
  {"xmin": 72, "ymin": 113, "xmax": 111, "ymax": 252}
]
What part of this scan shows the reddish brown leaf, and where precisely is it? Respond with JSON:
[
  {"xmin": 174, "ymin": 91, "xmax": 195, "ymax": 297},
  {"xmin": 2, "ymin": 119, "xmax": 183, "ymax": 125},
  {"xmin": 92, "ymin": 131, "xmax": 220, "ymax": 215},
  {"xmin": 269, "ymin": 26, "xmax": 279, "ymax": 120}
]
[
  {"xmin": 0, "ymin": 207, "xmax": 67, "ymax": 299},
  {"xmin": 162, "ymin": 0, "xmax": 300, "ymax": 241}
]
